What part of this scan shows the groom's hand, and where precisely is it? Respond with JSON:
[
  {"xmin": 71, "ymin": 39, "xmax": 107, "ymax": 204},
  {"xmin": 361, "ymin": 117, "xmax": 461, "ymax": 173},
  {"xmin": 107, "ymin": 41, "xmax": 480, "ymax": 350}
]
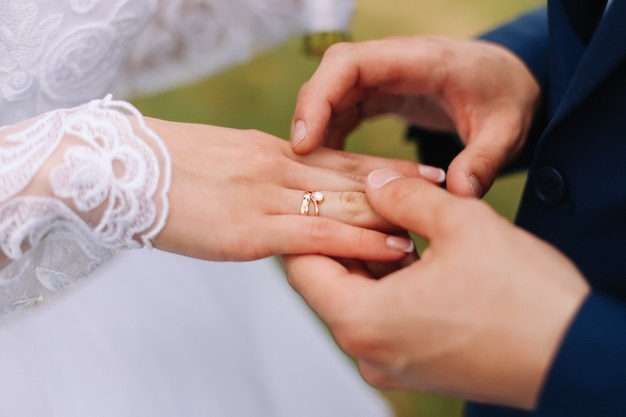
[
  {"xmin": 290, "ymin": 36, "xmax": 541, "ymax": 197},
  {"xmin": 284, "ymin": 169, "xmax": 589, "ymax": 410}
]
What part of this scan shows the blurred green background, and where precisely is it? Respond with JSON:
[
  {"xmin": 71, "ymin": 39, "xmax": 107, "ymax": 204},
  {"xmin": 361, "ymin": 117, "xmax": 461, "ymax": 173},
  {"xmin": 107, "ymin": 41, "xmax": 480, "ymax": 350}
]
[{"xmin": 132, "ymin": 1, "xmax": 543, "ymax": 416}]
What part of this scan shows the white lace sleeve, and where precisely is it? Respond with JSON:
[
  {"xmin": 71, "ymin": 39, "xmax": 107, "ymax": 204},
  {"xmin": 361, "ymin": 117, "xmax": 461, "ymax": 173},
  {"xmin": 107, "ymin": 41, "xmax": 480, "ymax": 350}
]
[
  {"xmin": 0, "ymin": 95, "xmax": 171, "ymax": 315},
  {"xmin": 112, "ymin": 0, "xmax": 355, "ymax": 97},
  {"xmin": 0, "ymin": 0, "xmax": 350, "ymax": 315}
]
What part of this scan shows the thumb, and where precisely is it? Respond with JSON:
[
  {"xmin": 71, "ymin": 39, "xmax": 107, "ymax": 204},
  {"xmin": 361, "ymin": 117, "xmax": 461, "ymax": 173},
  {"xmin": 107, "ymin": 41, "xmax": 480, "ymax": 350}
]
[
  {"xmin": 365, "ymin": 168, "xmax": 461, "ymax": 240},
  {"xmin": 290, "ymin": 84, "xmax": 330, "ymax": 154},
  {"xmin": 446, "ymin": 121, "xmax": 521, "ymax": 198},
  {"xmin": 445, "ymin": 146, "xmax": 499, "ymax": 198}
]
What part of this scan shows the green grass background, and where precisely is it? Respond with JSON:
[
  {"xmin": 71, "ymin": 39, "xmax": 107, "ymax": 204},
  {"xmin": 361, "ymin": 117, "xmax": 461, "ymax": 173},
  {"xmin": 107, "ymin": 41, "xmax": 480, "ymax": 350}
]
[{"xmin": 132, "ymin": 1, "xmax": 543, "ymax": 415}]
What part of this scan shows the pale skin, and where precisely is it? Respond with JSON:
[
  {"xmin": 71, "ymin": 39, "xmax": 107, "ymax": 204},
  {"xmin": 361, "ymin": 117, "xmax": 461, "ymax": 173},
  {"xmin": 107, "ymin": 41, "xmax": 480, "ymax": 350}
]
[
  {"xmin": 13, "ymin": 106, "xmax": 442, "ymax": 268},
  {"xmin": 147, "ymin": 118, "xmax": 444, "ymax": 261},
  {"xmin": 284, "ymin": 169, "xmax": 590, "ymax": 409},
  {"xmin": 284, "ymin": 36, "xmax": 591, "ymax": 409}
]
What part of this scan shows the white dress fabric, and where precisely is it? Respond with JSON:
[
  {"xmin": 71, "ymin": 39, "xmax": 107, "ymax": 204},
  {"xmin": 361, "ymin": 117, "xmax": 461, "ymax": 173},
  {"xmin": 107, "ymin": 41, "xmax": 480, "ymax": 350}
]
[
  {"xmin": 0, "ymin": 0, "xmax": 391, "ymax": 416},
  {"xmin": 0, "ymin": 252, "xmax": 389, "ymax": 417}
]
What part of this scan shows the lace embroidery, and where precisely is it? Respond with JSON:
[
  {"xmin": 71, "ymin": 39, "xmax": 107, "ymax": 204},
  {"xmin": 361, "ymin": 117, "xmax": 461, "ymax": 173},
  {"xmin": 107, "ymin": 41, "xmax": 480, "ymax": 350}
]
[
  {"xmin": 0, "ymin": 0, "xmax": 353, "ymax": 119},
  {"xmin": 0, "ymin": 96, "xmax": 171, "ymax": 314},
  {"xmin": 70, "ymin": 0, "xmax": 103, "ymax": 15},
  {"xmin": 0, "ymin": 111, "xmax": 64, "ymax": 202},
  {"xmin": 113, "ymin": 0, "xmax": 310, "ymax": 96},
  {"xmin": 0, "ymin": 0, "xmax": 155, "ymax": 122},
  {"xmin": 0, "ymin": 0, "xmax": 352, "ymax": 316},
  {"xmin": 0, "ymin": 1, "xmax": 63, "ymax": 103},
  {"xmin": 40, "ymin": 0, "xmax": 153, "ymax": 104},
  {"xmin": 0, "ymin": 197, "xmax": 110, "ymax": 314}
]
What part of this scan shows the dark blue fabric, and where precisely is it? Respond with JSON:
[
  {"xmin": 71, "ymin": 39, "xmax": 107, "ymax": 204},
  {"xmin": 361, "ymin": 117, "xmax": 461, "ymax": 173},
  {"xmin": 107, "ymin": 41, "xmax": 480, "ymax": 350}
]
[
  {"xmin": 535, "ymin": 293, "xmax": 626, "ymax": 415},
  {"xmin": 466, "ymin": 0, "xmax": 626, "ymax": 415},
  {"xmin": 560, "ymin": 0, "xmax": 608, "ymax": 44},
  {"xmin": 412, "ymin": 0, "xmax": 626, "ymax": 415}
]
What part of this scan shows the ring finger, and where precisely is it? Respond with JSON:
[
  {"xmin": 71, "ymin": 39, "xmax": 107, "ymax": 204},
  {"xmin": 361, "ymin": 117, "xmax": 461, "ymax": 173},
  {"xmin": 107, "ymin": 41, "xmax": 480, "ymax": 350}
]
[{"xmin": 268, "ymin": 187, "xmax": 397, "ymax": 232}]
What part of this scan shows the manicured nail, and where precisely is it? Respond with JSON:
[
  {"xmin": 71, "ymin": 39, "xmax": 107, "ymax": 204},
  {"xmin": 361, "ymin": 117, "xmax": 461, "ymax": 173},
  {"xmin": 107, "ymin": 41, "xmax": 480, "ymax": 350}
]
[
  {"xmin": 467, "ymin": 175, "xmax": 483, "ymax": 198},
  {"xmin": 368, "ymin": 168, "xmax": 405, "ymax": 188},
  {"xmin": 292, "ymin": 120, "xmax": 307, "ymax": 146},
  {"xmin": 418, "ymin": 164, "xmax": 446, "ymax": 183},
  {"xmin": 386, "ymin": 236, "xmax": 415, "ymax": 253}
]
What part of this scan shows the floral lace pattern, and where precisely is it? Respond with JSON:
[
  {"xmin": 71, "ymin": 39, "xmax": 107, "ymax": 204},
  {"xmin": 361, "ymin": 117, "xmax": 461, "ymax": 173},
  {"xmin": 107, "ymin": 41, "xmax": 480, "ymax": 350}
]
[
  {"xmin": 50, "ymin": 97, "xmax": 169, "ymax": 248},
  {"xmin": 0, "ymin": 0, "xmax": 156, "ymax": 123},
  {"xmin": 0, "ymin": 0, "xmax": 353, "ymax": 119},
  {"xmin": 0, "ymin": 1, "xmax": 63, "ymax": 104},
  {"xmin": 0, "ymin": 0, "xmax": 353, "ymax": 315},
  {"xmin": 0, "ymin": 96, "xmax": 170, "ymax": 314},
  {"xmin": 113, "ymin": 0, "xmax": 309, "ymax": 96}
]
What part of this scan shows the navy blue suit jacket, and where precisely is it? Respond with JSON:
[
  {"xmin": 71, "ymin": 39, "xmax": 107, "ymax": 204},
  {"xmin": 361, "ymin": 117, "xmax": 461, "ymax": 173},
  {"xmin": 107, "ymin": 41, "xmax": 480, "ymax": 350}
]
[{"xmin": 413, "ymin": 0, "xmax": 626, "ymax": 415}]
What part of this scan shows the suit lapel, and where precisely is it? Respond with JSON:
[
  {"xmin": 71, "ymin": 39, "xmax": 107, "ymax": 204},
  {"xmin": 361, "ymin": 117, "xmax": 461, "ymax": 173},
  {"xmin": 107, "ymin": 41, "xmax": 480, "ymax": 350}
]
[{"xmin": 548, "ymin": 0, "xmax": 626, "ymax": 129}]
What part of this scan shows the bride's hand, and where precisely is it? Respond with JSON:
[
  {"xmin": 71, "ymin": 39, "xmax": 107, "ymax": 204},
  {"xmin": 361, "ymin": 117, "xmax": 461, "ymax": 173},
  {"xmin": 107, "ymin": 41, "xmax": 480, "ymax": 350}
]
[{"xmin": 148, "ymin": 118, "xmax": 444, "ymax": 262}]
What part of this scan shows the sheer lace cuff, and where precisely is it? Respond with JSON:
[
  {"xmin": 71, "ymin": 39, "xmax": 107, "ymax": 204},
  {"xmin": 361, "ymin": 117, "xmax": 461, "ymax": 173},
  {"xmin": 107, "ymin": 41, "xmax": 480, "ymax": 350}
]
[{"xmin": 0, "ymin": 95, "xmax": 171, "ymax": 314}]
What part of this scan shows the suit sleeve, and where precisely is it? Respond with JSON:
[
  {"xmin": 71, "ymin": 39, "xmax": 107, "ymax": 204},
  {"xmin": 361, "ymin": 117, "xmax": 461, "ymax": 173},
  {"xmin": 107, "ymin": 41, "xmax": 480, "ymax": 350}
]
[
  {"xmin": 481, "ymin": 8, "xmax": 626, "ymax": 414},
  {"xmin": 410, "ymin": 7, "xmax": 549, "ymax": 173},
  {"xmin": 527, "ymin": 292, "xmax": 626, "ymax": 415}
]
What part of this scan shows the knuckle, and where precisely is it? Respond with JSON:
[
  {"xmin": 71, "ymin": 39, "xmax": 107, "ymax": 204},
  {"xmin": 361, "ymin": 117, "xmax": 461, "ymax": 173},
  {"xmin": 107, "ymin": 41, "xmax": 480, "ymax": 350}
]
[
  {"xmin": 323, "ymin": 42, "xmax": 354, "ymax": 60},
  {"xmin": 386, "ymin": 179, "xmax": 418, "ymax": 205},
  {"xmin": 333, "ymin": 321, "xmax": 380, "ymax": 359},
  {"xmin": 439, "ymin": 198, "xmax": 488, "ymax": 235},
  {"xmin": 358, "ymin": 365, "xmax": 397, "ymax": 390},
  {"xmin": 297, "ymin": 80, "xmax": 311, "ymax": 96},
  {"xmin": 473, "ymin": 152, "xmax": 500, "ymax": 180},
  {"xmin": 243, "ymin": 128, "xmax": 269, "ymax": 139},
  {"xmin": 307, "ymin": 217, "xmax": 336, "ymax": 242},
  {"xmin": 335, "ymin": 149, "xmax": 362, "ymax": 172},
  {"xmin": 339, "ymin": 191, "xmax": 369, "ymax": 219},
  {"xmin": 253, "ymin": 152, "xmax": 283, "ymax": 171},
  {"xmin": 244, "ymin": 145, "xmax": 285, "ymax": 170}
]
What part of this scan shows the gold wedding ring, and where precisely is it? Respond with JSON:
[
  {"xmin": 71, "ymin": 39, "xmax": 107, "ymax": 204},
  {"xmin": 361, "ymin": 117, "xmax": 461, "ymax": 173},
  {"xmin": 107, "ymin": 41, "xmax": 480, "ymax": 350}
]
[
  {"xmin": 300, "ymin": 191, "xmax": 324, "ymax": 216},
  {"xmin": 300, "ymin": 191, "xmax": 312, "ymax": 216}
]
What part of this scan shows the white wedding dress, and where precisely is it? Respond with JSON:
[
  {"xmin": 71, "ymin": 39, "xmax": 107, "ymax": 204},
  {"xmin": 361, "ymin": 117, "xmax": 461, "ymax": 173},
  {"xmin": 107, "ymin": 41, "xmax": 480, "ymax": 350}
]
[{"xmin": 0, "ymin": 1, "xmax": 392, "ymax": 416}]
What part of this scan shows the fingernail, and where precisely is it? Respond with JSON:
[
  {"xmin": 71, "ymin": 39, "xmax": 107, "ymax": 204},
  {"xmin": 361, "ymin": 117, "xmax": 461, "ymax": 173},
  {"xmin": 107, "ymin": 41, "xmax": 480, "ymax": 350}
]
[
  {"xmin": 291, "ymin": 120, "xmax": 307, "ymax": 146},
  {"xmin": 368, "ymin": 168, "xmax": 405, "ymax": 188},
  {"xmin": 386, "ymin": 236, "xmax": 415, "ymax": 253},
  {"xmin": 418, "ymin": 164, "xmax": 446, "ymax": 183},
  {"xmin": 467, "ymin": 175, "xmax": 483, "ymax": 198}
]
